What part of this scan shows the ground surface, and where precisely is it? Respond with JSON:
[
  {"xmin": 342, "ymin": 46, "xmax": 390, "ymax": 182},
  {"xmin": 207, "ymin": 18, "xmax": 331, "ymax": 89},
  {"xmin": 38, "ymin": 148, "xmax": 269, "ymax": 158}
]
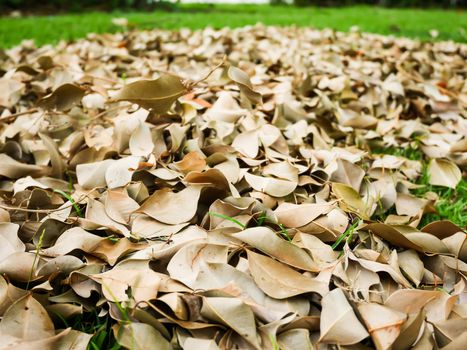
[
  {"xmin": 0, "ymin": 24, "xmax": 466, "ymax": 349},
  {"xmin": 0, "ymin": 4, "xmax": 466, "ymax": 47}
]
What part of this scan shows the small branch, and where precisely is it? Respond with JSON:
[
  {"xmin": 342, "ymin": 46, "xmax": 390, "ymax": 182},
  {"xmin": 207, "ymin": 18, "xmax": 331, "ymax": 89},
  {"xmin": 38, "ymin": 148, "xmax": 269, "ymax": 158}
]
[
  {"xmin": 91, "ymin": 103, "xmax": 131, "ymax": 121},
  {"xmin": 185, "ymin": 55, "xmax": 227, "ymax": 89},
  {"xmin": 0, "ymin": 108, "xmax": 39, "ymax": 122}
]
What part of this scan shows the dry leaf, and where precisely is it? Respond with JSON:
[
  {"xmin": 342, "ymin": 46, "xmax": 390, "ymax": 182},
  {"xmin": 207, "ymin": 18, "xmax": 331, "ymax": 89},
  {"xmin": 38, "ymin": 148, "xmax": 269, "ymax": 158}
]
[
  {"xmin": 246, "ymin": 250, "xmax": 327, "ymax": 299},
  {"xmin": 115, "ymin": 74, "xmax": 187, "ymax": 113},
  {"xmin": 319, "ymin": 288, "xmax": 369, "ymax": 345},
  {"xmin": 139, "ymin": 186, "xmax": 202, "ymax": 224},
  {"xmin": 113, "ymin": 323, "xmax": 172, "ymax": 350},
  {"xmin": 227, "ymin": 66, "xmax": 262, "ymax": 104},
  {"xmin": 358, "ymin": 303, "xmax": 407, "ymax": 350},
  {"xmin": 428, "ymin": 158, "xmax": 461, "ymax": 189}
]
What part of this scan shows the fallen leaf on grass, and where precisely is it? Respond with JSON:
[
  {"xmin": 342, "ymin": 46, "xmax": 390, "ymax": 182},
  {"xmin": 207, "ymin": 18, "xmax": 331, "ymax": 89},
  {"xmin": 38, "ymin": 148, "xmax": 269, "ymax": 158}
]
[
  {"xmin": 113, "ymin": 322, "xmax": 172, "ymax": 350},
  {"xmin": 428, "ymin": 158, "xmax": 461, "ymax": 189}
]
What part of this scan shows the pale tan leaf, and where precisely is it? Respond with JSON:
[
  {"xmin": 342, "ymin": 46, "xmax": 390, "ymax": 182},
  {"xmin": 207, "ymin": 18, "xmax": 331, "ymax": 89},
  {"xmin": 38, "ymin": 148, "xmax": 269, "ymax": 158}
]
[
  {"xmin": 0, "ymin": 154, "xmax": 46, "ymax": 179},
  {"xmin": 319, "ymin": 288, "xmax": 369, "ymax": 345},
  {"xmin": 139, "ymin": 186, "xmax": 202, "ymax": 225},
  {"xmin": 428, "ymin": 158, "xmax": 461, "ymax": 189},
  {"xmin": 274, "ymin": 202, "xmax": 333, "ymax": 228},
  {"xmin": 54, "ymin": 329, "xmax": 93, "ymax": 350},
  {"xmin": 246, "ymin": 250, "xmax": 328, "ymax": 299},
  {"xmin": 227, "ymin": 66, "xmax": 262, "ymax": 104},
  {"xmin": 201, "ymin": 296, "xmax": 261, "ymax": 349},
  {"xmin": 104, "ymin": 188, "xmax": 140, "ymax": 224},
  {"xmin": 277, "ymin": 329, "xmax": 313, "ymax": 350},
  {"xmin": 398, "ymin": 250, "xmax": 424, "ymax": 286},
  {"xmin": 385, "ymin": 289, "xmax": 442, "ymax": 314},
  {"xmin": 244, "ymin": 172, "xmax": 297, "ymax": 197},
  {"xmin": 233, "ymin": 227, "xmax": 319, "ymax": 271},
  {"xmin": 0, "ymin": 295, "xmax": 54, "ymax": 341},
  {"xmin": 91, "ymin": 267, "xmax": 160, "ymax": 303},
  {"xmin": 331, "ymin": 159, "xmax": 365, "ymax": 192},
  {"xmin": 0, "ymin": 223, "xmax": 25, "ymax": 262},
  {"xmin": 105, "ymin": 156, "xmax": 140, "ymax": 189},
  {"xmin": 167, "ymin": 242, "xmax": 229, "ymax": 287},
  {"xmin": 183, "ymin": 338, "xmax": 220, "ymax": 350},
  {"xmin": 113, "ymin": 323, "xmax": 172, "ymax": 350},
  {"xmin": 76, "ymin": 159, "xmax": 114, "ymax": 189},
  {"xmin": 39, "ymin": 133, "xmax": 66, "ymax": 179},
  {"xmin": 0, "ymin": 252, "xmax": 46, "ymax": 282},
  {"xmin": 358, "ymin": 303, "xmax": 407, "ymax": 350},
  {"xmin": 41, "ymin": 227, "xmax": 104, "ymax": 257},
  {"xmin": 129, "ymin": 122, "xmax": 154, "ymax": 156},
  {"xmin": 364, "ymin": 223, "xmax": 449, "ymax": 254},
  {"xmin": 391, "ymin": 311, "xmax": 425, "ymax": 350},
  {"xmin": 204, "ymin": 91, "xmax": 247, "ymax": 123}
]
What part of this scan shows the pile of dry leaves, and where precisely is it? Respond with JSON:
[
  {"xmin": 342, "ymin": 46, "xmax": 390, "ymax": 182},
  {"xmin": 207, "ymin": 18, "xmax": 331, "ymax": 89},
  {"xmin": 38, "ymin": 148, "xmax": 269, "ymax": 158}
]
[{"xmin": 0, "ymin": 25, "xmax": 466, "ymax": 349}]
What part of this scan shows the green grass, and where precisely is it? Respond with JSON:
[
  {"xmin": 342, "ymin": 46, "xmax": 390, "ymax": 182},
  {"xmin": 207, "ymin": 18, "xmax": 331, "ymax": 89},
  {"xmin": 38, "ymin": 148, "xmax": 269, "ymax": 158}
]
[
  {"xmin": 369, "ymin": 144, "xmax": 466, "ymax": 227},
  {"xmin": 67, "ymin": 312, "xmax": 121, "ymax": 350},
  {"xmin": 0, "ymin": 4, "xmax": 466, "ymax": 48},
  {"xmin": 414, "ymin": 168, "xmax": 467, "ymax": 228}
]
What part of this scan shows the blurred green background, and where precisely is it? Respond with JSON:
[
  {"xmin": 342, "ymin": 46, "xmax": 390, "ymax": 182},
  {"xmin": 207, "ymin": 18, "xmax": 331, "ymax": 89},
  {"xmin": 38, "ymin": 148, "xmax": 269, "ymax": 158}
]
[{"xmin": 0, "ymin": 1, "xmax": 466, "ymax": 48}]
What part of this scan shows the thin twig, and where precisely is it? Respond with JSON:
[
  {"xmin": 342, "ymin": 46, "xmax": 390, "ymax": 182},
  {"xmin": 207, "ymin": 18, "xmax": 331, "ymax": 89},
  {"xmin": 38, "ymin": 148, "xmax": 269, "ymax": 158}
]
[
  {"xmin": 0, "ymin": 108, "xmax": 39, "ymax": 122},
  {"xmin": 84, "ymin": 74, "xmax": 119, "ymax": 84},
  {"xmin": 0, "ymin": 202, "xmax": 77, "ymax": 214},
  {"xmin": 186, "ymin": 55, "xmax": 227, "ymax": 89},
  {"xmin": 91, "ymin": 103, "xmax": 131, "ymax": 121}
]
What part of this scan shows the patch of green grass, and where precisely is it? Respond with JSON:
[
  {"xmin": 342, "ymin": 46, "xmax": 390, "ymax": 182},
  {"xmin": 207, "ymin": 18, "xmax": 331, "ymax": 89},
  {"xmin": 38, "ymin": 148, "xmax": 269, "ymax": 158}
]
[
  {"xmin": 372, "ymin": 145, "xmax": 423, "ymax": 161},
  {"xmin": 55, "ymin": 310, "xmax": 120, "ymax": 350},
  {"xmin": 414, "ymin": 169, "xmax": 467, "ymax": 228},
  {"xmin": 0, "ymin": 4, "xmax": 466, "ymax": 48},
  {"xmin": 368, "ymin": 145, "xmax": 466, "ymax": 227}
]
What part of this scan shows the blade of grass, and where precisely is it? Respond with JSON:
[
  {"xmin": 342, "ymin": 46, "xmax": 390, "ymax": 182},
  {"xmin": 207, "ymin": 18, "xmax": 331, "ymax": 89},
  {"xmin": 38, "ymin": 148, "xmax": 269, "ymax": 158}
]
[
  {"xmin": 53, "ymin": 188, "xmax": 83, "ymax": 217},
  {"xmin": 256, "ymin": 212, "xmax": 292, "ymax": 241},
  {"xmin": 332, "ymin": 219, "xmax": 360, "ymax": 250},
  {"xmin": 270, "ymin": 335, "xmax": 280, "ymax": 350},
  {"xmin": 208, "ymin": 212, "xmax": 246, "ymax": 229},
  {"xmin": 278, "ymin": 223, "xmax": 292, "ymax": 241},
  {"xmin": 257, "ymin": 211, "xmax": 267, "ymax": 226},
  {"xmin": 26, "ymin": 228, "xmax": 45, "ymax": 290}
]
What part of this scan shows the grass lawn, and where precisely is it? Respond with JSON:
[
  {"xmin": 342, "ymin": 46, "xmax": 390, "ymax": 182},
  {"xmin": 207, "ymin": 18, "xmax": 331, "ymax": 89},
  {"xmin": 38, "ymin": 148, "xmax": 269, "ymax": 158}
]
[{"xmin": 0, "ymin": 4, "xmax": 466, "ymax": 48}]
